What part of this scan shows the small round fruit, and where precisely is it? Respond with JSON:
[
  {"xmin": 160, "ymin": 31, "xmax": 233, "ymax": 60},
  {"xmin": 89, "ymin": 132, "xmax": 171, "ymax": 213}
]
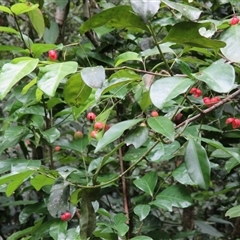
[
  {"xmin": 61, "ymin": 213, "xmax": 67, "ymax": 221},
  {"xmin": 90, "ymin": 130, "xmax": 98, "ymax": 138},
  {"xmin": 94, "ymin": 121, "xmax": 104, "ymax": 130},
  {"xmin": 64, "ymin": 212, "xmax": 72, "ymax": 220},
  {"xmin": 189, "ymin": 87, "xmax": 197, "ymax": 94},
  {"xmin": 211, "ymin": 97, "xmax": 220, "ymax": 104},
  {"xmin": 194, "ymin": 89, "xmax": 202, "ymax": 98},
  {"xmin": 230, "ymin": 16, "xmax": 239, "ymax": 25},
  {"xmin": 74, "ymin": 131, "xmax": 83, "ymax": 140},
  {"xmin": 226, "ymin": 117, "xmax": 234, "ymax": 124},
  {"xmin": 232, "ymin": 118, "xmax": 240, "ymax": 129},
  {"xmin": 151, "ymin": 111, "xmax": 159, "ymax": 117},
  {"xmin": 87, "ymin": 112, "xmax": 97, "ymax": 121},
  {"xmin": 104, "ymin": 124, "xmax": 110, "ymax": 131},
  {"xmin": 55, "ymin": 146, "xmax": 61, "ymax": 152},
  {"xmin": 48, "ymin": 50, "xmax": 57, "ymax": 61},
  {"xmin": 203, "ymin": 97, "xmax": 211, "ymax": 106}
]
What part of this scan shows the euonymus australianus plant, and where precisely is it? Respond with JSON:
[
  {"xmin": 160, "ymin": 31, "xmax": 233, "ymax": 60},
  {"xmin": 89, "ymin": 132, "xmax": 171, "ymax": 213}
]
[{"xmin": 0, "ymin": 0, "xmax": 240, "ymax": 239}]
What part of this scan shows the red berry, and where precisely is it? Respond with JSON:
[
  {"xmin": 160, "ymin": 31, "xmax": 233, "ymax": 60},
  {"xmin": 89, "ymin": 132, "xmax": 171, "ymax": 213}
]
[
  {"xmin": 226, "ymin": 118, "xmax": 234, "ymax": 124},
  {"xmin": 203, "ymin": 97, "xmax": 211, "ymax": 106},
  {"xmin": 211, "ymin": 97, "xmax": 220, "ymax": 104},
  {"xmin": 230, "ymin": 16, "xmax": 239, "ymax": 25},
  {"xmin": 61, "ymin": 213, "xmax": 67, "ymax": 221},
  {"xmin": 232, "ymin": 118, "xmax": 240, "ymax": 129},
  {"xmin": 87, "ymin": 112, "xmax": 97, "ymax": 121},
  {"xmin": 190, "ymin": 87, "xmax": 197, "ymax": 94},
  {"xmin": 104, "ymin": 124, "xmax": 111, "ymax": 131},
  {"xmin": 74, "ymin": 131, "xmax": 83, "ymax": 140},
  {"xmin": 174, "ymin": 112, "xmax": 183, "ymax": 123},
  {"xmin": 64, "ymin": 212, "xmax": 72, "ymax": 220},
  {"xmin": 55, "ymin": 146, "xmax": 61, "ymax": 152},
  {"xmin": 194, "ymin": 89, "xmax": 202, "ymax": 98},
  {"xmin": 94, "ymin": 121, "xmax": 105, "ymax": 130},
  {"xmin": 48, "ymin": 50, "xmax": 57, "ymax": 61},
  {"xmin": 90, "ymin": 130, "xmax": 98, "ymax": 138},
  {"xmin": 151, "ymin": 111, "xmax": 159, "ymax": 117}
]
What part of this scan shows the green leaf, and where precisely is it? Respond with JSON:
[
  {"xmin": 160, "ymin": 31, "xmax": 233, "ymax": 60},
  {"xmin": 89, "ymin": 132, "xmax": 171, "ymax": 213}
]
[
  {"xmin": 30, "ymin": 175, "xmax": 55, "ymax": 191},
  {"xmin": 225, "ymin": 157, "xmax": 239, "ymax": 173},
  {"xmin": 0, "ymin": 45, "xmax": 25, "ymax": 53},
  {"xmin": 147, "ymin": 116, "xmax": 175, "ymax": 142},
  {"xmin": 0, "ymin": 58, "xmax": 39, "ymax": 100},
  {"xmin": 37, "ymin": 61, "xmax": 78, "ymax": 97},
  {"xmin": 31, "ymin": 44, "xmax": 57, "ymax": 58},
  {"xmin": 193, "ymin": 59, "xmax": 235, "ymax": 93},
  {"xmin": 113, "ymin": 213, "xmax": 129, "ymax": 237},
  {"xmin": 41, "ymin": 127, "xmax": 60, "ymax": 143},
  {"xmin": 148, "ymin": 141, "xmax": 180, "ymax": 162},
  {"xmin": 49, "ymin": 221, "xmax": 67, "ymax": 240},
  {"xmin": 130, "ymin": 237, "xmax": 153, "ymax": 240},
  {"xmin": 133, "ymin": 204, "xmax": 151, "ymax": 221},
  {"xmin": 0, "ymin": 6, "xmax": 13, "ymax": 14},
  {"xmin": 225, "ymin": 205, "xmax": 240, "ymax": 218},
  {"xmin": 81, "ymin": 66, "xmax": 105, "ymax": 88},
  {"xmin": 95, "ymin": 118, "xmax": 143, "ymax": 153},
  {"xmin": 220, "ymin": 24, "xmax": 240, "ymax": 63},
  {"xmin": 80, "ymin": 5, "xmax": 149, "ymax": 34},
  {"xmin": 43, "ymin": 21, "xmax": 59, "ymax": 44},
  {"xmin": 125, "ymin": 126, "xmax": 149, "ymax": 149},
  {"xmin": 150, "ymin": 77, "xmax": 194, "ymax": 109},
  {"xmin": 11, "ymin": 3, "xmax": 39, "ymax": 15},
  {"xmin": 184, "ymin": 139, "xmax": 210, "ymax": 190},
  {"xmin": 195, "ymin": 220, "xmax": 223, "ymax": 237},
  {"xmin": 63, "ymin": 73, "xmax": 92, "ymax": 107},
  {"xmin": 133, "ymin": 172, "xmax": 157, "ymax": 197},
  {"xmin": 114, "ymin": 52, "xmax": 142, "ymax": 67},
  {"xmin": 47, "ymin": 182, "xmax": 71, "ymax": 218},
  {"xmin": 130, "ymin": 0, "xmax": 161, "ymax": 23},
  {"xmin": 150, "ymin": 185, "xmax": 193, "ymax": 211},
  {"xmin": 0, "ymin": 26, "xmax": 19, "ymax": 34},
  {"xmin": 175, "ymin": 59, "xmax": 192, "ymax": 77},
  {"xmin": 162, "ymin": 22, "xmax": 226, "ymax": 48},
  {"xmin": 28, "ymin": 8, "xmax": 45, "ymax": 38},
  {"xmin": 80, "ymin": 191, "xmax": 96, "ymax": 239},
  {"xmin": 6, "ymin": 170, "xmax": 35, "ymax": 197},
  {"xmin": 172, "ymin": 163, "xmax": 195, "ymax": 185},
  {"xmin": 162, "ymin": 0, "xmax": 202, "ymax": 21},
  {"xmin": 66, "ymin": 227, "xmax": 81, "ymax": 240}
]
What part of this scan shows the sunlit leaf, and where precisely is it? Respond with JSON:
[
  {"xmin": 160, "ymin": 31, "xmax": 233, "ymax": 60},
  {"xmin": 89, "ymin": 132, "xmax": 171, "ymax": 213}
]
[
  {"xmin": 81, "ymin": 66, "xmax": 105, "ymax": 88},
  {"xmin": 134, "ymin": 204, "xmax": 151, "ymax": 221}
]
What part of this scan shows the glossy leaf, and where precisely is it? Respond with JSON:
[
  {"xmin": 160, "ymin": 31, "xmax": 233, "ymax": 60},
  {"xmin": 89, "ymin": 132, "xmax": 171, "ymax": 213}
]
[
  {"xmin": 150, "ymin": 77, "xmax": 193, "ymax": 109},
  {"xmin": 80, "ymin": 191, "xmax": 96, "ymax": 239},
  {"xmin": 147, "ymin": 116, "xmax": 175, "ymax": 142},
  {"xmin": 162, "ymin": 22, "xmax": 226, "ymax": 49},
  {"xmin": 193, "ymin": 59, "xmax": 235, "ymax": 93},
  {"xmin": 150, "ymin": 185, "xmax": 193, "ymax": 211},
  {"xmin": 37, "ymin": 61, "xmax": 78, "ymax": 97},
  {"xmin": 47, "ymin": 182, "xmax": 71, "ymax": 218},
  {"xmin": 41, "ymin": 127, "xmax": 60, "ymax": 143},
  {"xmin": 81, "ymin": 66, "xmax": 105, "ymax": 88},
  {"xmin": 172, "ymin": 163, "xmax": 195, "ymax": 185},
  {"xmin": 134, "ymin": 204, "xmax": 151, "ymax": 221},
  {"xmin": 130, "ymin": 0, "xmax": 161, "ymax": 23},
  {"xmin": 49, "ymin": 221, "xmax": 67, "ymax": 240},
  {"xmin": 11, "ymin": 3, "xmax": 39, "ymax": 15},
  {"xmin": 28, "ymin": 8, "xmax": 45, "ymax": 38},
  {"xmin": 125, "ymin": 126, "xmax": 149, "ymax": 149},
  {"xmin": 31, "ymin": 44, "xmax": 57, "ymax": 58},
  {"xmin": 133, "ymin": 172, "xmax": 157, "ymax": 197},
  {"xmin": 184, "ymin": 139, "xmax": 210, "ymax": 190},
  {"xmin": 114, "ymin": 213, "xmax": 129, "ymax": 237},
  {"xmin": 95, "ymin": 119, "xmax": 143, "ymax": 153},
  {"xmin": 115, "ymin": 52, "xmax": 142, "ymax": 67},
  {"xmin": 220, "ymin": 25, "xmax": 240, "ymax": 63},
  {"xmin": 63, "ymin": 73, "xmax": 92, "ymax": 107},
  {"xmin": 0, "ymin": 58, "xmax": 39, "ymax": 100},
  {"xmin": 162, "ymin": 0, "xmax": 201, "ymax": 21},
  {"xmin": 30, "ymin": 175, "xmax": 55, "ymax": 191},
  {"xmin": 80, "ymin": 5, "xmax": 149, "ymax": 34},
  {"xmin": 225, "ymin": 205, "xmax": 240, "ymax": 218},
  {"xmin": 0, "ymin": 5, "xmax": 12, "ymax": 14}
]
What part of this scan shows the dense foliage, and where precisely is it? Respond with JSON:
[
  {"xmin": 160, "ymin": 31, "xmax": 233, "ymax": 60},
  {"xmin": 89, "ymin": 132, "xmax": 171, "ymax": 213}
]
[{"xmin": 0, "ymin": 0, "xmax": 240, "ymax": 239}]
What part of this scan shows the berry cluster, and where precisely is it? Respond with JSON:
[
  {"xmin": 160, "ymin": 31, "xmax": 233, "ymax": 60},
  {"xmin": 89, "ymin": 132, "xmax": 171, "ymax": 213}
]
[
  {"xmin": 230, "ymin": 16, "xmax": 239, "ymax": 25},
  {"xmin": 226, "ymin": 117, "xmax": 240, "ymax": 129},
  {"xmin": 190, "ymin": 87, "xmax": 202, "ymax": 98},
  {"xmin": 60, "ymin": 212, "xmax": 72, "ymax": 221},
  {"xmin": 203, "ymin": 97, "xmax": 220, "ymax": 106},
  {"xmin": 87, "ymin": 112, "xmax": 110, "ymax": 138}
]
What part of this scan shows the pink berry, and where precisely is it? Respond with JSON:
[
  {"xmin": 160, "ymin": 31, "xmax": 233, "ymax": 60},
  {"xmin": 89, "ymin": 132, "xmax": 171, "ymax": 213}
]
[
  {"xmin": 226, "ymin": 118, "xmax": 234, "ymax": 124},
  {"xmin": 87, "ymin": 112, "xmax": 96, "ymax": 121},
  {"xmin": 90, "ymin": 130, "xmax": 98, "ymax": 138},
  {"xmin": 151, "ymin": 111, "xmax": 159, "ymax": 117},
  {"xmin": 48, "ymin": 50, "xmax": 57, "ymax": 61},
  {"xmin": 230, "ymin": 16, "xmax": 239, "ymax": 25},
  {"xmin": 94, "ymin": 121, "xmax": 105, "ymax": 130}
]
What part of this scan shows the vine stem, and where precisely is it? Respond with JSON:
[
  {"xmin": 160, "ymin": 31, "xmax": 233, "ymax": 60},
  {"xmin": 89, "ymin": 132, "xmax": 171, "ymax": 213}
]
[{"xmin": 148, "ymin": 22, "xmax": 174, "ymax": 76}]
